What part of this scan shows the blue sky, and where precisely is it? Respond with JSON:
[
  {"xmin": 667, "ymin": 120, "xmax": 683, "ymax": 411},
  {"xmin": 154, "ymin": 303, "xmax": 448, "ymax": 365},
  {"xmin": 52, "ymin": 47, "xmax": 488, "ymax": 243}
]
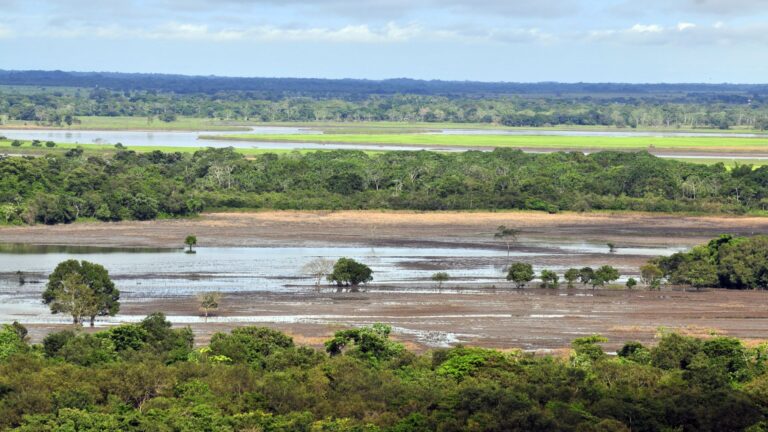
[{"xmin": 1, "ymin": 0, "xmax": 767, "ymax": 82}]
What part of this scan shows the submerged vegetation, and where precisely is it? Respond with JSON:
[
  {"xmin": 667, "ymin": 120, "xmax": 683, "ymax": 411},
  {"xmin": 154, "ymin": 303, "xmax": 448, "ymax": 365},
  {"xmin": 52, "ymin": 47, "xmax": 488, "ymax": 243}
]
[
  {"xmin": 1, "ymin": 316, "xmax": 768, "ymax": 431},
  {"xmin": 2, "ymin": 147, "xmax": 768, "ymax": 225}
]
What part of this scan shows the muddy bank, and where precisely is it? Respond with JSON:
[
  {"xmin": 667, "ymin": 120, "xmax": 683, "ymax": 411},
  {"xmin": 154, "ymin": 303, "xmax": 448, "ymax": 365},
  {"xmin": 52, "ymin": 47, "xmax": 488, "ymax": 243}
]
[
  {"xmin": 1, "ymin": 211, "xmax": 765, "ymax": 249},
  {"xmin": 17, "ymin": 287, "xmax": 768, "ymax": 353}
]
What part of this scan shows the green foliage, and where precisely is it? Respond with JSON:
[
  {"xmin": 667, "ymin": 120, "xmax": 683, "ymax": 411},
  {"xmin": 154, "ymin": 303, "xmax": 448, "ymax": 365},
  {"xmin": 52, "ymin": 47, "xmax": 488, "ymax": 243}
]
[
  {"xmin": 208, "ymin": 326, "xmax": 294, "ymax": 365},
  {"xmin": 43, "ymin": 260, "xmax": 120, "ymax": 326},
  {"xmin": 328, "ymin": 258, "xmax": 373, "ymax": 289},
  {"xmin": 324, "ymin": 323, "xmax": 404, "ymax": 362},
  {"xmin": 3, "ymin": 148, "xmax": 768, "ymax": 226},
  {"xmin": 506, "ymin": 262, "xmax": 534, "ymax": 288},
  {"xmin": 539, "ymin": 269, "xmax": 559, "ymax": 289},
  {"xmin": 625, "ymin": 277, "xmax": 637, "ymax": 290},
  {"xmin": 185, "ymin": 234, "xmax": 197, "ymax": 252},
  {"xmin": 572, "ymin": 335, "xmax": 609, "ymax": 362},
  {"xmin": 564, "ymin": 268, "xmax": 580, "ymax": 288},
  {"xmin": 434, "ymin": 346, "xmax": 510, "ymax": 379},
  {"xmin": 430, "ymin": 271, "xmax": 449, "ymax": 288},
  {"xmin": 652, "ymin": 235, "xmax": 768, "ymax": 289},
  {"xmin": 2, "ymin": 320, "xmax": 768, "ymax": 431},
  {"xmin": 593, "ymin": 265, "xmax": 620, "ymax": 288},
  {"xmin": 0, "ymin": 325, "xmax": 27, "ymax": 360}
]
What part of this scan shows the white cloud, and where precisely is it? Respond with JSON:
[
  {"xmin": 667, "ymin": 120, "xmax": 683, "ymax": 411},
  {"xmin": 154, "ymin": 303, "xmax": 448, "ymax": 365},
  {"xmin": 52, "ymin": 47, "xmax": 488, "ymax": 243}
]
[
  {"xmin": 0, "ymin": 25, "xmax": 12, "ymax": 38},
  {"xmin": 30, "ymin": 21, "xmax": 553, "ymax": 45},
  {"xmin": 584, "ymin": 21, "xmax": 768, "ymax": 46},
  {"xmin": 629, "ymin": 24, "xmax": 663, "ymax": 33}
]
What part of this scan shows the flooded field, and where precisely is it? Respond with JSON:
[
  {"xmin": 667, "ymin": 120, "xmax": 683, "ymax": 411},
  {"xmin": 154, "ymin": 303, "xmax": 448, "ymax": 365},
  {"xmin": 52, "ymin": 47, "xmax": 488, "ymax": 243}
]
[
  {"xmin": 2, "ymin": 211, "xmax": 767, "ymax": 350},
  {"xmin": 4, "ymin": 127, "xmax": 768, "ymax": 159}
]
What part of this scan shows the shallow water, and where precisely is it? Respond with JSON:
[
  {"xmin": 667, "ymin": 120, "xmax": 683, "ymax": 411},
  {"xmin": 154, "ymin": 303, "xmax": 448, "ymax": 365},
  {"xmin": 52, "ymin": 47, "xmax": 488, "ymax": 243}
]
[{"xmin": 3, "ymin": 127, "xmax": 767, "ymax": 158}]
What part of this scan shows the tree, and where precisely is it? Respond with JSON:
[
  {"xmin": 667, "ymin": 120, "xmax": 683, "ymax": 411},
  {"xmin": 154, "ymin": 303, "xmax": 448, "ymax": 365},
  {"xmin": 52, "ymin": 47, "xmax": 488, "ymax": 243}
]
[
  {"xmin": 328, "ymin": 258, "xmax": 373, "ymax": 291},
  {"xmin": 197, "ymin": 292, "xmax": 221, "ymax": 321},
  {"xmin": 43, "ymin": 260, "xmax": 120, "ymax": 327},
  {"xmin": 43, "ymin": 273, "xmax": 99, "ymax": 325},
  {"xmin": 673, "ymin": 260, "xmax": 718, "ymax": 290},
  {"xmin": 494, "ymin": 225, "xmax": 520, "ymax": 256},
  {"xmin": 184, "ymin": 235, "xmax": 197, "ymax": 254},
  {"xmin": 593, "ymin": 265, "xmax": 620, "ymax": 289},
  {"xmin": 539, "ymin": 270, "xmax": 559, "ymax": 289},
  {"xmin": 302, "ymin": 258, "xmax": 335, "ymax": 291},
  {"xmin": 564, "ymin": 268, "xmax": 580, "ymax": 288},
  {"xmin": 579, "ymin": 267, "xmax": 595, "ymax": 287},
  {"xmin": 431, "ymin": 272, "xmax": 450, "ymax": 290},
  {"xmin": 607, "ymin": 243, "xmax": 617, "ymax": 253},
  {"xmin": 506, "ymin": 262, "xmax": 534, "ymax": 289},
  {"xmin": 640, "ymin": 263, "xmax": 663, "ymax": 289},
  {"xmin": 626, "ymin": 277, "xmax": 638, "ymax": 290}
]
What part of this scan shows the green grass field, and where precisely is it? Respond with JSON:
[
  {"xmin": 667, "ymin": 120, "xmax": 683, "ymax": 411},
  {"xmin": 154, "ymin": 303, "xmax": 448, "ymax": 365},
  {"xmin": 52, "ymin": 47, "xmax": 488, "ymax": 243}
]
[
  {"xmin": 4, "ymin": 115, "xmax": 765, "ymax": 134},
  {"xmin": 206, "ymin": 132, "xmax": 768, "ymax": 152}
]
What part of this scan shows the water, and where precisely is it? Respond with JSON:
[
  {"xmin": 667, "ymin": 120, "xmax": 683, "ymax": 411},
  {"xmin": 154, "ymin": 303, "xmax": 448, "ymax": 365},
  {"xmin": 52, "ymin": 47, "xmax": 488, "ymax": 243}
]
[
  {"xmin": 0, "ymin": 241, "xmax": 683, "ymax": 297},
  {"xmin": 0, "ymin": 241, "xmax": 687, "ymax": 327},
  {"xmin": 0, "ymin": 127, "xmax": 447, "ymax": 152},
  {"xmin": 3, "ymin": 127, "xmax": 767, "ymax": 158}
]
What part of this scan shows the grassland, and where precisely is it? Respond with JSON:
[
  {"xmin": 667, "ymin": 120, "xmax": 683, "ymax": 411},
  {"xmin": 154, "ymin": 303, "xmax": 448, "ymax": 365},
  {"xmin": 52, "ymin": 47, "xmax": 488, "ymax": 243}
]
[{"xmin": 205, "ymin": 132, "xmax": 768, "ymax": 152}]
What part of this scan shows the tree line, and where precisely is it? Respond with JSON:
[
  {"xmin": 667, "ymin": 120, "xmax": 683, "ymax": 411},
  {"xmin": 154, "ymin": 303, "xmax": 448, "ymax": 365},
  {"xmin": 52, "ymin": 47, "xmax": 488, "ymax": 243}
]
[
  {"xmin": 2, "ymin": 87, "xmax": 768, "ymax": 129},
  {"xmin": 2, "ymin": 148, "xmax": 768, "ymax": 225},
  {"xmin": 1, "ymin": 316, "xmax": 768, "ymax": 430}
]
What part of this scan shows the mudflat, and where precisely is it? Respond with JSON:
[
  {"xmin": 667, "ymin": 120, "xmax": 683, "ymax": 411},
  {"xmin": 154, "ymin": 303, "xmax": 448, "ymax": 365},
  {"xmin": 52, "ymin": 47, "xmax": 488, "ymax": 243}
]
[
  {"xmin": 1, "ymin": 210, "xmax": 767, "ymax": 249},
  {"xmin": 4, "ymin": 210, "xmax": 768, "ymax": 351}
]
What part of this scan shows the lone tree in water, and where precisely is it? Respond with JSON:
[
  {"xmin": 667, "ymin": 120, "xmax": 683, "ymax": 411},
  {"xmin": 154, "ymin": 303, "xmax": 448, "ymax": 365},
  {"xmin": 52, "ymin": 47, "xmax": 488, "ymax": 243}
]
[
  {"xmin": 494, "ymin": 225, "xmax": 520, "ymax": 257},
  {"xmin": 431, "ymin": 272, "xmax": 450, "ymax": 290},
  {"xmin": 185, "ymin": 235, "xmax": 197, "ymax": 253},
  {"xmin": 328, "ymin": 258, "xmax": 373, "ymax": 292},
  {"xmin": 506, "ymin": 262, "xmax": 534, "ymax": 289},
  {"xmin": 197, "ymin": 292, "xmax": 222, "ymax": 322},
  {"xmin": 43, "ymin": 260, "xmax": 119, "ymax": 327}
]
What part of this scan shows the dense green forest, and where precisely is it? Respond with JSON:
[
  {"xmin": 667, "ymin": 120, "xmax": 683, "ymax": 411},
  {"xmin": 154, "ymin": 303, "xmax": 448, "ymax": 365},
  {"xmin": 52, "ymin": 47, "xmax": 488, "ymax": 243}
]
[
  {"xmin": 651, "ymin": 235, "xmax": 768, "ymax": 290},
  {"xmin": 3, "ymin": 87, "xmax": 768, "ymax": 129},
  {"xmin": 1, "ymin": 316, "xmax": 768, "ymax": 431},
  {"xmin": 1, "ymin": 148, "xmax": 767, "ymax": 225}
]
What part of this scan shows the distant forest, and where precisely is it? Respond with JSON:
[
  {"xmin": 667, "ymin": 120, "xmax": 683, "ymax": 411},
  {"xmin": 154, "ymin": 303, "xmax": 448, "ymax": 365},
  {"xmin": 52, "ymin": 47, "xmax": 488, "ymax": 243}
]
[
  {"xmin": 2, "ymin": 70, "xmax": 768, "ymax": 129},
  {"xmin": 2, "ymin": 70, "xmax": 768, "ymax": 97}
]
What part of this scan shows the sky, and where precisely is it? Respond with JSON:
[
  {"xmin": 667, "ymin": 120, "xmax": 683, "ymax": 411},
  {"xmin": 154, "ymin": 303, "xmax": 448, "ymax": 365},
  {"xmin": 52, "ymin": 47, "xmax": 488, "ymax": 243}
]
[{"xmin": 0, "ymin": 0, "xmax": 767, "ymax": 82}]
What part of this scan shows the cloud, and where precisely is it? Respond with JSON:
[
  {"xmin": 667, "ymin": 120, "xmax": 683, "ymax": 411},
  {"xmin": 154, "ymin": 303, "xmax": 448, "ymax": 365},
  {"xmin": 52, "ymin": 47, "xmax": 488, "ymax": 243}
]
[
  {"xmin": 613, "ymin": 0, "xmax": 768, "ymax": 17},
  {"xmin": 0, "ymin": 25, "xmax": 12, "ymax": 38},
  {"xmin": 31, "ymin": 21, "xmax": 553, "ymax": 45},
  {"xmin": 584, "ymin": 21, "xmax": 768, "ymax": 46},
  {"xmin": 683, "ymin": 0, "xmax": 768, "ymax": 14},
  {"xmin": 162, "ymin": 0, "xmax": 579, "ymax": 19}
]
